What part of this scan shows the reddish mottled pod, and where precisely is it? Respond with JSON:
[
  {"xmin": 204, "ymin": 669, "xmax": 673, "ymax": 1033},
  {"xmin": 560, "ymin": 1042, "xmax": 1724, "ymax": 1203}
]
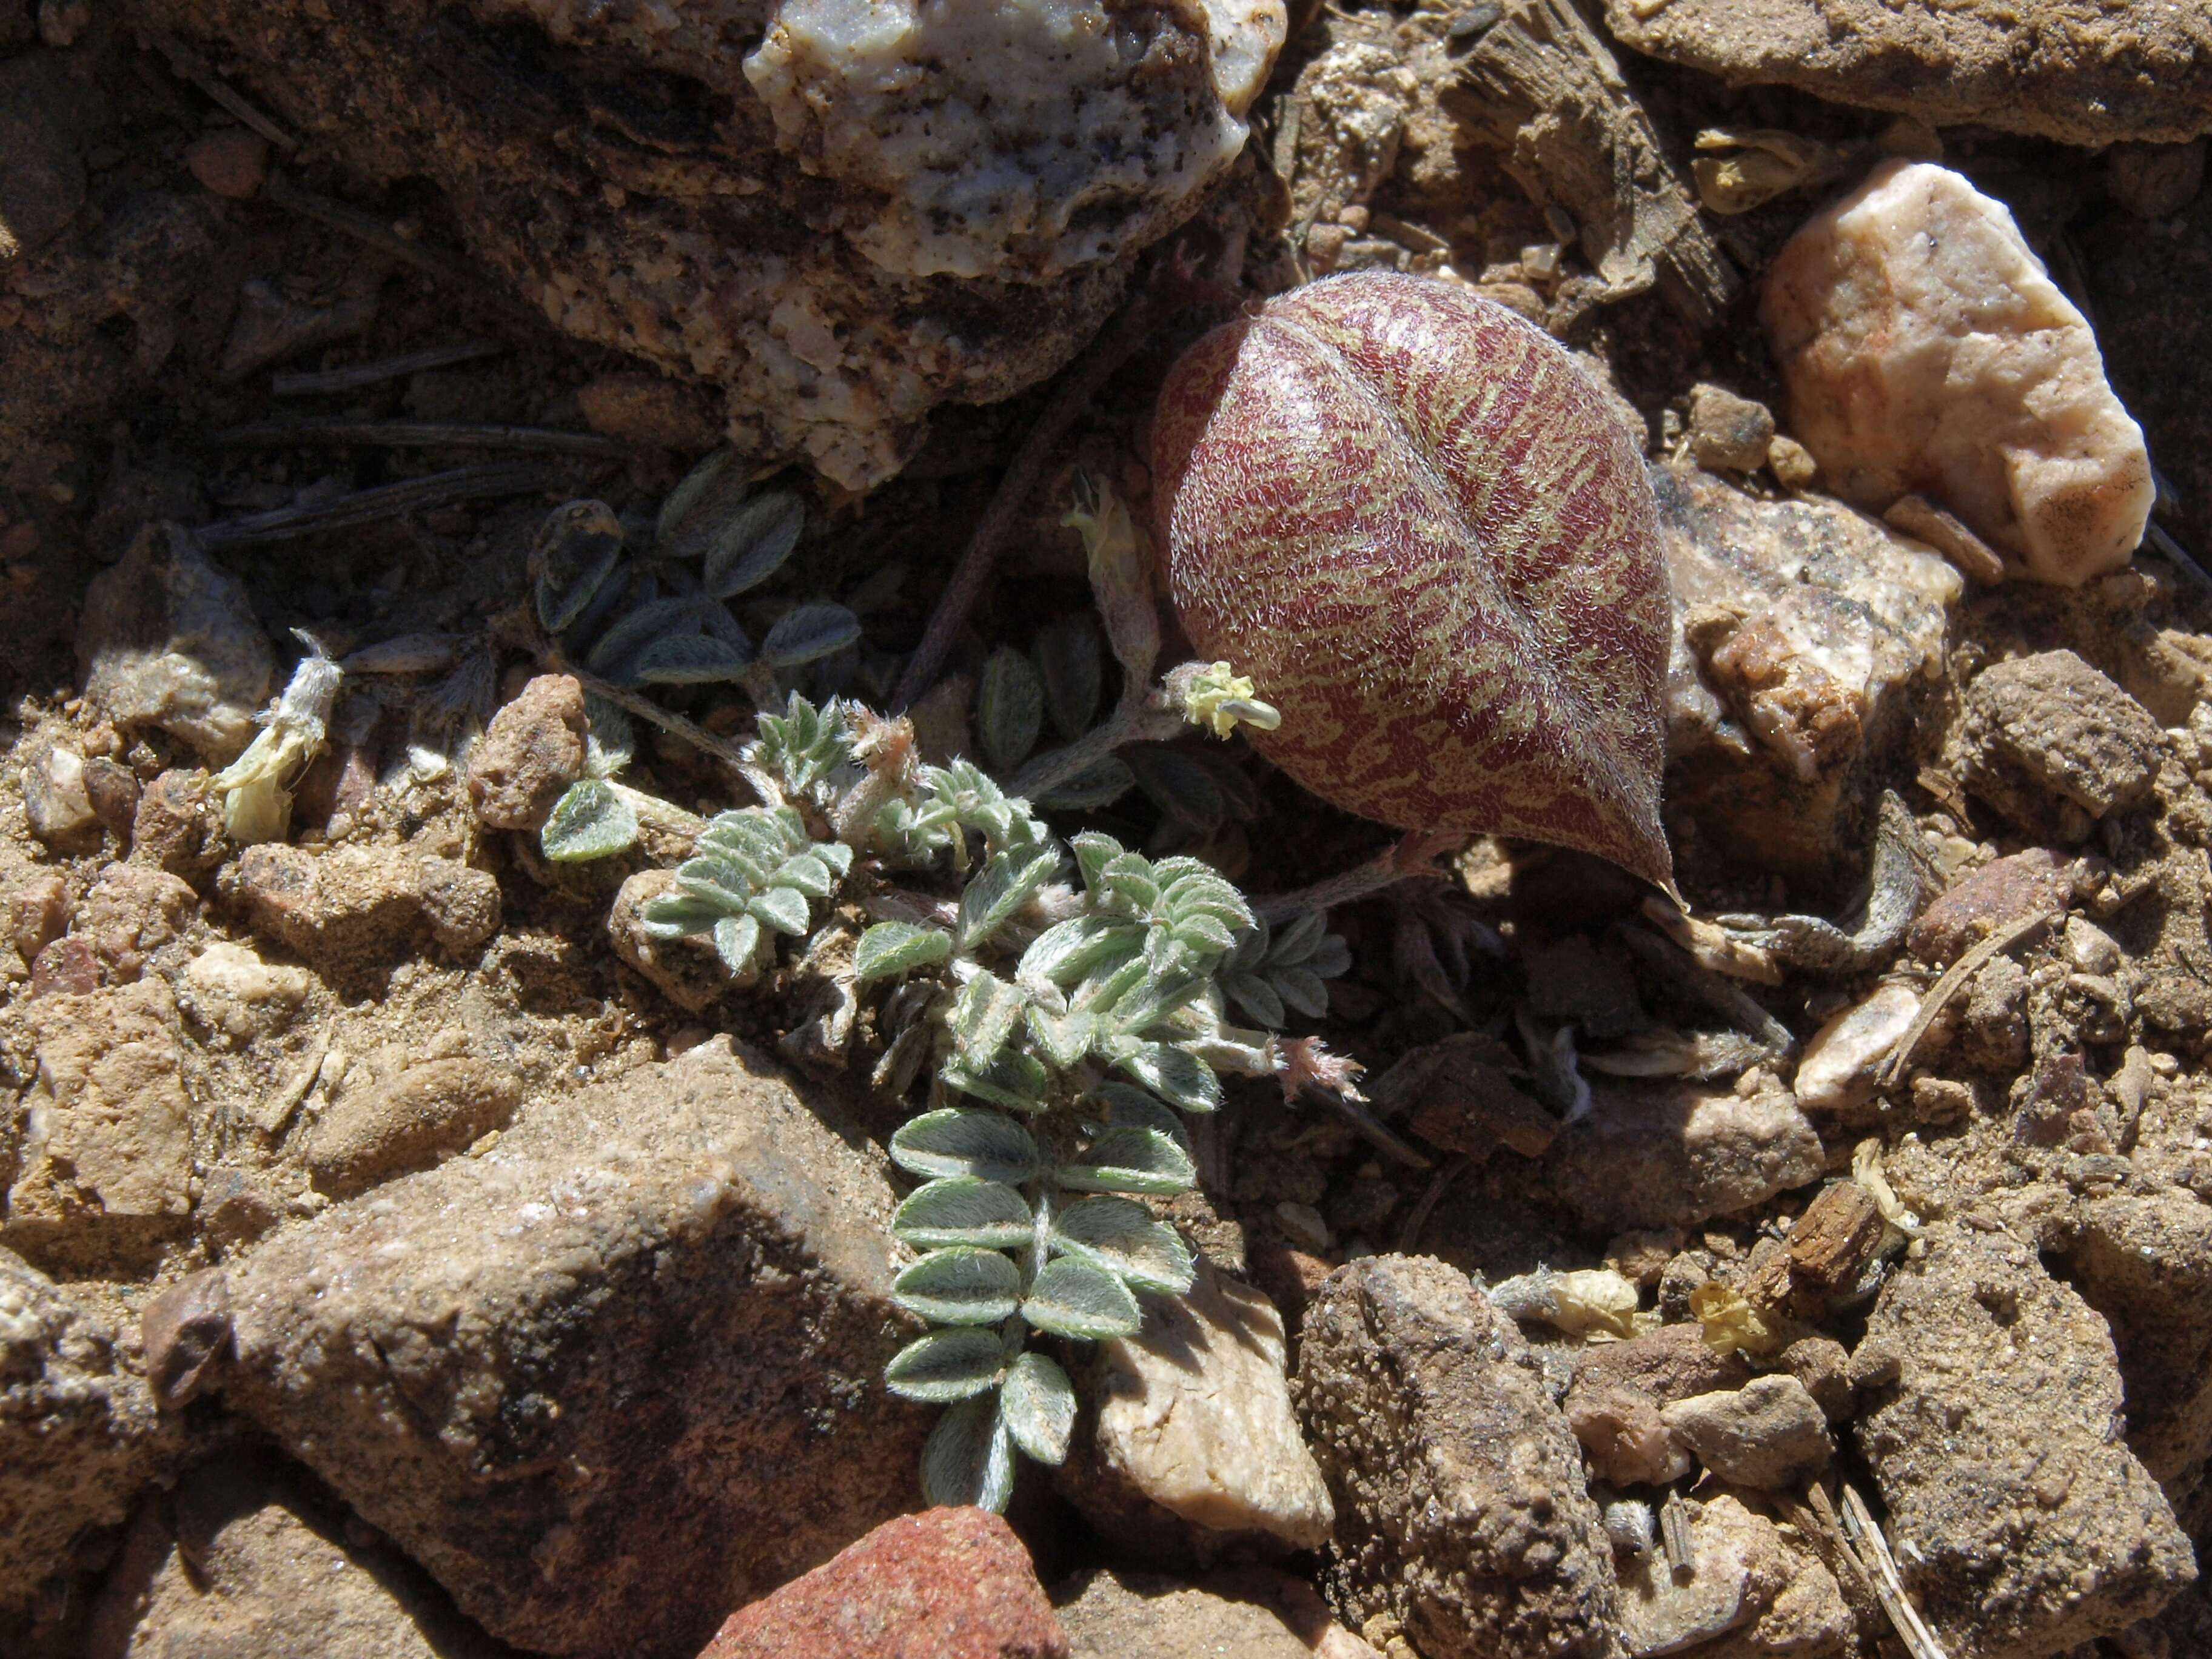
[{"xmin": 1151, "ymin": 271, "xmax": 1674, "ymax": 891}]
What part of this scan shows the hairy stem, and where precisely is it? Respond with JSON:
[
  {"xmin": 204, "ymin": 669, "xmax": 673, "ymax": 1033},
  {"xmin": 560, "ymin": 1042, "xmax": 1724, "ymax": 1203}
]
[{"xmin": 1253, "ymin": 830, "xmax": 1465, "ymax": 924}]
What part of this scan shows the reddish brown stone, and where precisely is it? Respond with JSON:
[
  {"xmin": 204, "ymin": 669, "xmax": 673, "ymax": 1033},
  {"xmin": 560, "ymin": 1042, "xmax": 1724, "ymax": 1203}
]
[
  {"xmin": 699, "ymin": 1508, "xmax": 1065, "ymax": 1659},
  {"xmin": 468, "ymin": 673, "xmax": 588, "ymax": 831},
  {"xmin": 1906, "ymin": 848, "xmax": 2071, "ymax": 966}
]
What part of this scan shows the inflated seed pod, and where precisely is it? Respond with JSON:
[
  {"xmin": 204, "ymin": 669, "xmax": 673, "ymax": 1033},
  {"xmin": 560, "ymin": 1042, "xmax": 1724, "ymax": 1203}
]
[{"xmin": 1151, "ymin": 270, "xmax": 1674, "ymax": 891}]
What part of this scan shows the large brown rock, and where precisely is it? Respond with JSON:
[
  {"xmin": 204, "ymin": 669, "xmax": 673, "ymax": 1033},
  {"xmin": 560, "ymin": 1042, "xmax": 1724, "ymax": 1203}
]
[
  {"xmin": 1856, "ymin": 1221, "xmax": 2196, "ymax": 1657},
  {"xmin": 1604, "ymin": 0, "xmax": 2212, "ymax": 148},
  {"xmin": 210, "ymin": 1037, "xmax": 929, "ymax": 1659},
  {"xmin": 1294, "ymin": 1255, "xmax": 1621, "ymax": 1659},
  {"xmin": 1543, "ymin": 1073, "xmax": 1823, "ymax": 1233},
  {"xmin": 136, "ymin": 0, "xmax": 1285, "ymax": 489}
]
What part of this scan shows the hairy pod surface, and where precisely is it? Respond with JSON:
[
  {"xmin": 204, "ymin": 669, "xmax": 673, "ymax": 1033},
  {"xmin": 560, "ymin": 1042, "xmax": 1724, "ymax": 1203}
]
[{"xmin": 1151, "ymin": 271, "xmax": 1675, "ymax": 891}]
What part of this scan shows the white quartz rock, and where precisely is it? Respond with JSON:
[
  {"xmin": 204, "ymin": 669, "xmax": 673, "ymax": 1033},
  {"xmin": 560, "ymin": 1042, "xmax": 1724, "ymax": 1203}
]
[
  {"xmin": 1091, "ymin": 1257, "xmax": 1335, "ymax": 1549},
  {"xmin": 1763, "ymin": 159, "xmax": 2154, "ymax": 588},
  {"xmin": 1793, "ymin": 980, "xmax": 1920, "ymax": 1115},
  {"xmin": 745, "ymin": 0, "xmax": 1285, "ymax": 281}
]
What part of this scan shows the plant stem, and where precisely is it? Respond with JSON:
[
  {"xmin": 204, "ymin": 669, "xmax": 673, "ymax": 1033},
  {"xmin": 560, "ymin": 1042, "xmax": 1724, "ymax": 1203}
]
[
  {"xmin": 1007, "ymin": 688, "xmax": 1184, "ymax": 799},
  {"xmin": 1252, "ymin": 830, "xmax": 1465, "ymax": 924},
  {"xmin": 557, "ymin": 664, "xmax": 788, "ymax": 809}
]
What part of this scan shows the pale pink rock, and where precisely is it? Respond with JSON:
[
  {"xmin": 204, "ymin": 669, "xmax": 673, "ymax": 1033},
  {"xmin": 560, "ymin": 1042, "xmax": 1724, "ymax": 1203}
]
[{"xmin": 1763, "ymin": 160, "xmax": 2153, "ymax": 588}]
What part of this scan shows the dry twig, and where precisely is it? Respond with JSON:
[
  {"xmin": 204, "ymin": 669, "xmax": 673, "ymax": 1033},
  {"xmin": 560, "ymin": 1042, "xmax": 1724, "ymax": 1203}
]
[
  {"xmin": 195, "ymin": 463, "xmax": 560, "ymax": 548},
  {"xmin": 1835, "ymin": 1482, "xmax": 1953, "ymax": 1659},
  {"xmin": 273, "ymin": 341, "xmax": 506, "ymax": 396},
  {"xmin": 146, "ymin": 30, "xmax": 297, "ymax": 153},
  {"xmin": 211, "ymin": 418, "xmax": 631, "ymax": 460},
  {"xmin": 1879, "ymin": 908, "xmax": 2056, "ymax": 1088}
]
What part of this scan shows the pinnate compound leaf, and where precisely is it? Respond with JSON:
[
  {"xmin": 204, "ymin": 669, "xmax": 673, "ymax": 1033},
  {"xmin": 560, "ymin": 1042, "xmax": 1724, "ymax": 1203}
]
[
  {"xmin": 890, "ymin": 1109, "xmax": 1039, "ymax": 1184},
  {"xmin": 890, "ymin": 1248, "xmax": 1022, "ymax": 1326},
  {"xmin": 760, "ymin": 602, "xmax": 862, "ymax": 669},
  {"xmin": 892, "ymin": 1176, "xmax": 1033, "ymax": 1249},
  {"xmin": 976, "ymin": 646, "xmax": 1045, "ymax": 775},
  {"xmin": 998, "ymin": 1351, "xmax": 1077, "ymax": 1466},
  {"xmin": 1222, "ymin": 971, "xmax": 1286, "ymax": 1029},
  {"xmin": 1052, "ymin": 1195, "xmax": 1196, "ymax": 1295},
  {"xmin": 1022, "ymin": 1255, "xmax": 1142, "ymax": 1340},
  {"xmin": 922, "ymin": 1394, "xmax": 1016, "ymax": 1512},
  {"xmin": 1150, "ymin": 274, "xmax": 1675, "ymax": 893},
  {"xmin": 957, "ymin": 843, "xmax": 1061, "ymax": 950},
  {"xmin": 884, "ymin": 1327, "xmax": 1005, "ymax": 1402},
  {"xmin": 1056, "ymin": 1127, "xmax": 1197, "ymax": 1195},
  {"xmin": 541, "ymin": 779, "xmax": 638, "ymax": 862},
  {"xmin": 854, "ymin": 922, "xmax": 953, "ymax": 982},
  {"xmin": 637, "ymin": 893, "xmax": 721, "ymax": 938}
]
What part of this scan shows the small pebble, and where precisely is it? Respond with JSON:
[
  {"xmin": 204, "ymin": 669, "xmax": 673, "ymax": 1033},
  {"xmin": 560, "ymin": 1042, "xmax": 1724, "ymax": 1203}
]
[
  {"xmin": 1275, "ymin": 1201, "xmax": 1332, "ymax": 1251},
  {"xmin": 184, "ymin": 129, "xmax": 272, "ymax": 200}
]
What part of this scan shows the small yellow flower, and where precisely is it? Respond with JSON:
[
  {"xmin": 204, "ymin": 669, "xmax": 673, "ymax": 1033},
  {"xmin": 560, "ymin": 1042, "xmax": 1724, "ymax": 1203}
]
[{"xmin": 1181, "ymin": 662, "xmax": 1281, "ymax": 739}]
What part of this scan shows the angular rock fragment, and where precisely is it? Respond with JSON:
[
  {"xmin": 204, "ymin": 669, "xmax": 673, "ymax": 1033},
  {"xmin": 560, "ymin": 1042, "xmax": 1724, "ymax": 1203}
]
[
  {"xmin": 698, "ymin": 1507, "xmax": 1064, "ymax": 1659},
  {"xmin": 5, "ymin": 977, "xmax": 197, "ymax": 1260},
  {"xmin": 1053, "ymin": 1567, "xmax": 1381, "ymax": 1659},
  {"xmin": 1656, "ymin": 461, "xmax": 1960, "ymax": 873},
  {"xmin": 1544, "ymin": 1074, "xmax": 1823, "ymax": 1233},
  {"xmin": 85, "ymin": 1452, "xmax": 505, "ymax": 1659},
  {"xmin": 213, "ymin": 1037, "xmax": 928, "ymax": 1659},
  {"xmin": 1606, "ymin": 0, "xmax": 2212, "ymax": 149},
  {"xmin": 1295, "ymin": 1255, "xmax": 1620, "ymax": 1659},
  {"xmin": 78, "ymin": 526, "xmax": 274, "ymax": 763},
  {"xmin": 1907, "ymin": 848, "xmax": 2072, "ymax": 966},
  {"xmin": 76, "ymin": 863, "xmax": 198, "ymax": 983},
  {"xmin": 0, "ymin": 1247, "xmax": 174, "ymax": 1612},
  {"xmin": 1764, "ymin": 161, "xmax": 2154, "ymax": 587},
  {"xmin": 227, "ymin": 842, "xmax": 500, "ymax": 967},
  {"xmin": 1061, "ymin": 1258, "xmax": 1332, "ymax": 1559},
  {"xmin": 136, "ymin": 0, "xmax": 1285, "ymax": 488},
  {"xmin": 1661, "ymin": 1374, "xmax": 1832, "ymax": 1489},
  {"xmin": 1615, "ymin": 1493, "xmax": 1850, "ymax": 1659},
  {"xmin": 609, "ymin": 867, "xmax": 729, "ymax": 1013},
  {"xmin": 467, "ymin": 673, "xmax": 585, "ymax": 833},
  {"xmin": 1856, "ymin": 1221, "xmax": 2196, "ymax": 1657},
  {"xmin": 304, "ymin": 1057, "xmax": 523, "ymax": 1197},
  {"xmin": 23, "ymin": 739, "xmax": 98, "ymax": 845},
  {"xmin": 1955, "ymin": 650, "xmax": 2165, "ymax": 836},
  {"xmin": 1790, "ymin": 983, "xmax": 1917, "ymax": 1121}
]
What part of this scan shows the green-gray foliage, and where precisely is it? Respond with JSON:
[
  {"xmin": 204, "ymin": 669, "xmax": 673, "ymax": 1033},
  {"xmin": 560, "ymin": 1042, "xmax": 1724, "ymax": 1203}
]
[{"xmin": 592, "ymin": 686, "xmax": 1358, "ymax": 1510}]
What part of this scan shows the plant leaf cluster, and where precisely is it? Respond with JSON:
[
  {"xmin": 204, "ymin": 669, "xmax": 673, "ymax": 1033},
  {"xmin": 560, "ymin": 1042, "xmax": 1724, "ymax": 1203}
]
[{"xmin": 531, "ymin": 450, "xmax": 859, "ymax": 698}]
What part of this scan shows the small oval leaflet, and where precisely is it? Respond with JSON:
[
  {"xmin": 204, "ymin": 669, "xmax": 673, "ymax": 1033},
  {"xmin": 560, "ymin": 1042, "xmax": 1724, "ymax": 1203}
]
[
  {"xmin": 540, "ymin": 779, "xmax": 638, "ymax": 862},
  {"xmin": 922, "ymin": 1394, "xmax": 1016, "ymax": 1511},
  {"xmin": 1033, "ymin": 615, "xmax": 1103, "ymax": 741},
  {"xmin": 703, "ymin": 491, "xmax": 805, "ymax": 598},
  {"xmin": 998, "ymin": 1351, "xmax": 1078, "ymax": 1466},
  {"xmin": 892, "ymin": 1176, "xmax": 1034, "ymax": 1250},
  {"xmin": 760, "ymin": 602, "xmax": 862, "ymax": 669},
  {"xmin": 532, "ymin": 499, "xmax": 625, "ymax": 634},
  {"xmin": 889, "ymin": 1108, "xmax": 1039, "ymax": 1184},
  {"xmin": 891, "ymin": 1248, "xmax": 1023, "ymax": 1326},
  {"xmin": 957, "ymin": 843, "xmax": 1062, "ymax": 951},
  {"xmin": 976, "ymin": 646, "xmax": 1045, "ymax": 775},
  {"xmin": 631, "ymin": 631, "xmax": 753, "ymax": 686},
  {"xmin": 1022, "ymin": 1255, "xmax": 1142, "ymax": 1340},
  {"xmin": 1113, "ymin": 1041, "xmax": 1221, "ymax": 1113},
  {"xmin": 1051, "ymin": 1195, "xmax": 1196, "ymax": 1295},
  {"xmin": 883, "ymin": 1327, "xmax": 1006, "ymax": 1403},
  {"xmin": 586, "ymin": 595, "xmax": 702, "ymax": 684},
  {"xmin": 855, "ymin": 922, "xmax": 954, "ymax": 982},
  {"xmin": 1056, "ymin": 1126, "xmax": 1197, "ymax": 1195}
]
